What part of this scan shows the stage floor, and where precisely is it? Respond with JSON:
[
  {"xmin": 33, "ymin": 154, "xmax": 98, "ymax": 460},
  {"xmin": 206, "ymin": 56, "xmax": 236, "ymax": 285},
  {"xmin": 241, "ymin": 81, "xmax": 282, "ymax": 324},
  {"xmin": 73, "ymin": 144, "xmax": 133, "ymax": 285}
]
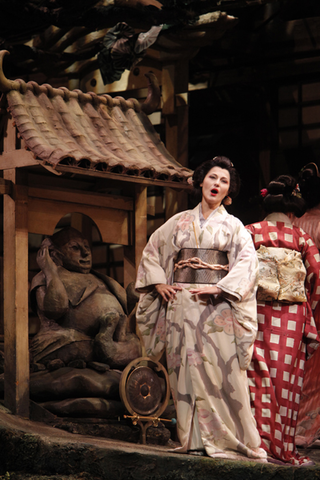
[{"xmin": 0, "ymin": 403, "xmax": 320, "ymax": 480}]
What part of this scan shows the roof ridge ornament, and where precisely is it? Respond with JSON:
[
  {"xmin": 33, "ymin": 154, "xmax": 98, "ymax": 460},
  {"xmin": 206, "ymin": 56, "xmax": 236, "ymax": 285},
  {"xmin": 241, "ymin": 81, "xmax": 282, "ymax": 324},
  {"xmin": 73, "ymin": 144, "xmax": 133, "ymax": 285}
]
[
  {"xmin": 0, "ymin": 50, "xmax": 160, "ymax": 116},
  {"xmin": 0, "ymin": 50, "xmax": 24, "ymax": 93},
  {"xmin": 141, "ymin": 71, "xmax": 160, "ymax": 115}
]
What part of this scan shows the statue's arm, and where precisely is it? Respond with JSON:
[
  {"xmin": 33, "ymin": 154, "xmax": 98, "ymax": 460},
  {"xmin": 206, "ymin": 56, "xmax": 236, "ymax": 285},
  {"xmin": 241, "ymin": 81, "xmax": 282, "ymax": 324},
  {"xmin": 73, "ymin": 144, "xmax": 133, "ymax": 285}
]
[{"xmin": 36, "ymin": 245, "xmax": 69, "ymax": 320}]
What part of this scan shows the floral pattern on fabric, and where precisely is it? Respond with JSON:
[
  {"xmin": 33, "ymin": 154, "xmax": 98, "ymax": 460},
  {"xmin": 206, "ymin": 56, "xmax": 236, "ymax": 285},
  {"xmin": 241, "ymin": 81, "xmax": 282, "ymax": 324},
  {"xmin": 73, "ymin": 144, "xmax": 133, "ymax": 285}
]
[
  {"xmin": 135, "ymin": 203, "xmax": 266, "ymax": 460},
  {"xmin": 209, "ymin": 307, "xmax": 246, "ymax": 338},
  {"xmin": 256, "ymin": 246, "xmax": 307, "ymax": 303}
]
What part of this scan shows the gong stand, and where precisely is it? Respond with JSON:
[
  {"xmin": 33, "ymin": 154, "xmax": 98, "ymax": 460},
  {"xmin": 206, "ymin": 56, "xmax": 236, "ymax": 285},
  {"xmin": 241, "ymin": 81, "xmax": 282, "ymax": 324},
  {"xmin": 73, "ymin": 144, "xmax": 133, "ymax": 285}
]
[
  {"xmin": 120, "ymin": 357, "xmax": 172, "ymax": 445},
  {"xmin": 123, "ymin": 414, "xmax": 175, "ymax": 445}
]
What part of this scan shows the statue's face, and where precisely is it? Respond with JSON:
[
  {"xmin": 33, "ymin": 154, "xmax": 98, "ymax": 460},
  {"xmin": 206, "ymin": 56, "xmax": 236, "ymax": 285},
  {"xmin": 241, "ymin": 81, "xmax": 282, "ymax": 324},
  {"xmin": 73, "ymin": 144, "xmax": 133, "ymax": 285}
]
[{"xmin": 60, "ymin": 236, "xmax": 92, "ymax": 274}]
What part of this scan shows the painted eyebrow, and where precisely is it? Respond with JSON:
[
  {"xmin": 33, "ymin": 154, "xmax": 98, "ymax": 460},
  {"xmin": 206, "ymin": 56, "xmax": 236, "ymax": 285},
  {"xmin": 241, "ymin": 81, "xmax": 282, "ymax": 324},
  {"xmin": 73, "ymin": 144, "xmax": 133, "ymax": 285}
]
[{"xmin": 210, "ymin": 173, "xmax": 229, "ymax": 181}]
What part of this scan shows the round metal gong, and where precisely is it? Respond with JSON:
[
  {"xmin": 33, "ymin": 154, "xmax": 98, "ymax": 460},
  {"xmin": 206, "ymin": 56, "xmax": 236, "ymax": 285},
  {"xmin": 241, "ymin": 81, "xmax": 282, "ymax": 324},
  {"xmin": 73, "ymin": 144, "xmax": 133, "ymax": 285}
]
[
  {"xmin": 120, "ymin": 357, "xmax": 170, "ymax": 418},
  {"xmin": 126, "ymin": 366, "xmax": 162, "ymax": 415}
]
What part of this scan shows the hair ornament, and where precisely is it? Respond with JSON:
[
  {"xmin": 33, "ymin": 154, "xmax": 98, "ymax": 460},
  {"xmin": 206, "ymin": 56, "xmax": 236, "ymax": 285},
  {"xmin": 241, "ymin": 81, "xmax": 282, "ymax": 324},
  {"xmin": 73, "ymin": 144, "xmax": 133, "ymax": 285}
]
[
  {"xmin": 301, "ymin": 162, "xmax": 320, "ymax": 178},
  {"xmin": 223, "ymin": 196, "xmax": 232, "ymax": 206},
  {"xmin": 260, "ymin": 188, "xmax": 268, "ymax": 198},
  {"xmin": 291, "ymin": 184, "xmax": 302, "ymax": 198}
]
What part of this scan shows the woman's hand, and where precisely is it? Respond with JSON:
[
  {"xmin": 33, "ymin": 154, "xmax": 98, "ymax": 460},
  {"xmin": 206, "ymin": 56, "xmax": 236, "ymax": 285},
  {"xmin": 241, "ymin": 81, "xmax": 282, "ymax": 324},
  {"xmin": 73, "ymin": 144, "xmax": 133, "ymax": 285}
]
[
  {"xmin": 155, "ymin": 284, "xmax": 182, "ymax": 302},
  {"xmin": 189, "ymin": 286, "xmax": 222, "ymax": 297}
]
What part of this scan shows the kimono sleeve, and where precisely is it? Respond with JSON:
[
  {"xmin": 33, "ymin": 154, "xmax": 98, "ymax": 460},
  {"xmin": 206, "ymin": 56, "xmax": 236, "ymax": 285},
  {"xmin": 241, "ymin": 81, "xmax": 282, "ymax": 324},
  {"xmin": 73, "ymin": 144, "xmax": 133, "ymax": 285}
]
[
  {"xmin": 135, "ymin": 222, "xmax": 176, "ymax": 360},
  {"xmin": 299, "ymin": 230, "xmax": 320, "ymax": 357},
  {"xmin": 218, "ymin": 220, "xmax": 260, "ymax": 370},
  {"xmin": 135, "ymin": 227, "xmax": 171, "ymax": 292},
  {"xmin": 217, "ymin": 220, "xmax": 259, "ymax": 302},
  {"xmin": 299, "ymin": 230, "xmax": 320, "ymax": 312}
]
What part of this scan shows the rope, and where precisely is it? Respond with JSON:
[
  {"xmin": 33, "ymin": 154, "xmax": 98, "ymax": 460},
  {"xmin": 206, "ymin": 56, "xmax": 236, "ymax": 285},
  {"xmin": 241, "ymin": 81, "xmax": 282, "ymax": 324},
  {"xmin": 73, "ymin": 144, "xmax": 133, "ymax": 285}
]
[{"xmin": 174, "ymin": 257, "xmax": 229, "ymax": 272}]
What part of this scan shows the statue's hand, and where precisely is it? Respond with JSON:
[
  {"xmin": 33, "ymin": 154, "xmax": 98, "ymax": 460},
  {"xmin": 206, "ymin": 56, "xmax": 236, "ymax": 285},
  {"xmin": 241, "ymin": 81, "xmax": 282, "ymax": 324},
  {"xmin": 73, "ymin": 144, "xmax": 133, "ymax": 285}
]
[{"xmin": 37, "ymin": 245, "xmax": 58, "ymax": 275}]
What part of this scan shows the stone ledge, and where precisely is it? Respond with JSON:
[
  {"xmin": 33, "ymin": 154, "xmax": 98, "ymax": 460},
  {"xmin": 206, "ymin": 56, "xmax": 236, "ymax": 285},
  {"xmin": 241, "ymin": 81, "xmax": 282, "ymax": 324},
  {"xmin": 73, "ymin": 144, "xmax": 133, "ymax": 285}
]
[{"xmin": 1, "ymin": 404, "xmax": 320, "ymax": 480}]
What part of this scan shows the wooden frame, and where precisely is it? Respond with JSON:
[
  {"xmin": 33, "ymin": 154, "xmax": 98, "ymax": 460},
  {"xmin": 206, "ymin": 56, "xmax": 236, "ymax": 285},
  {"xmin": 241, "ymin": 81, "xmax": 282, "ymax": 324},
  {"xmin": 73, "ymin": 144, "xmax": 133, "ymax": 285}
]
[
  {"xmin": 0, "ymin": 81, "xmax": 190, "ymax": 417},
  {"xmin": 0, "ymin": 115, "xmax": 150, "ymax": 418},
  {"xmin": 2, "ymin": 172, "xmax": 147, "ymax": 418}
]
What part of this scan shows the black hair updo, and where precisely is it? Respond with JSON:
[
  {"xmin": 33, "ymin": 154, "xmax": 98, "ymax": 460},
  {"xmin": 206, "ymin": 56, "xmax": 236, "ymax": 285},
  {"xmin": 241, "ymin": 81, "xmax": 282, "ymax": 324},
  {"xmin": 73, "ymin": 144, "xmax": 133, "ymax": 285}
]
[
  {"xmin": 263, "ymin": 175, "xmax": 306, "ymax": 218},
  {"xmin": 298, "ymin": 162, "xmax": 320, "ymax": 209}
]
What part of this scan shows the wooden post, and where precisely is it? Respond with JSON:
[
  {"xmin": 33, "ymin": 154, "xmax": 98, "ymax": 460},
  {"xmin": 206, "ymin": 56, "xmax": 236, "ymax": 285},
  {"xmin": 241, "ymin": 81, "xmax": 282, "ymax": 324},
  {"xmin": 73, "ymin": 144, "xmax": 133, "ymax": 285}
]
[
  {"xmin": 3, "ymin": 168, "xmax": 30, "ymax": 417},
  {"xmin": 123, "ymin": 185, "xmax": 147, "ymax": 288},
  {"xmin": 259, "ymin": 150, "xmax": 271, "ymax": 188},
  {"xmin": 162, "ymin": 60, "xmax": 189, "ymax": 220}
]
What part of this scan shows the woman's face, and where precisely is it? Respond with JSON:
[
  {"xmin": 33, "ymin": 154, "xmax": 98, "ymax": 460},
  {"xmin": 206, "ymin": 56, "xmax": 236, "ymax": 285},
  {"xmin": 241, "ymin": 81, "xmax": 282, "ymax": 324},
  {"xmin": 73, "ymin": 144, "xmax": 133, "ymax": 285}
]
[{"xmin": 200, "ymin": 166, "xmax": 230, "ymax": 209}]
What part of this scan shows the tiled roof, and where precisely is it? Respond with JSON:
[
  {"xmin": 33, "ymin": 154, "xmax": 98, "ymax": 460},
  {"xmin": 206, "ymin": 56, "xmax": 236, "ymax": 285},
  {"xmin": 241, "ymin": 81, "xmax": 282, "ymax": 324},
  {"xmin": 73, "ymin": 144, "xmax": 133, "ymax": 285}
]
[{"xmin": 3, "ymin": 77, "xmax": 192, "ymax": 185}]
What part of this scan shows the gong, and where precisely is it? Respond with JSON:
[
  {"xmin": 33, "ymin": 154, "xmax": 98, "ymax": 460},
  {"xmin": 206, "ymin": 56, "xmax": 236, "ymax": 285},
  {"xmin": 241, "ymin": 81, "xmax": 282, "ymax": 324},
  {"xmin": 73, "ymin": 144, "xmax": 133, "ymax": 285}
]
[
  {"xmin": 120, "ymin": 357, "xmax": 170, "ymax": 418},
  {"xmin": 126, "ymin": 366, "xmax": 162, "ymax": 415}
]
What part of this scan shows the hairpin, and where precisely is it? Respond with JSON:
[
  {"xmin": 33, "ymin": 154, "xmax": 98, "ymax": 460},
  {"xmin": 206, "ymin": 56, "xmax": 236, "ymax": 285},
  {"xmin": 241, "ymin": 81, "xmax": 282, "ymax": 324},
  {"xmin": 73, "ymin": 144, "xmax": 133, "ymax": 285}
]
[
  {"xmin": 291, "ymin": 184, "xmax": 302, "ymax": 198},
  {"xmin": 301, "ymin": 162, "xmax": 320, "ymax": 178}
]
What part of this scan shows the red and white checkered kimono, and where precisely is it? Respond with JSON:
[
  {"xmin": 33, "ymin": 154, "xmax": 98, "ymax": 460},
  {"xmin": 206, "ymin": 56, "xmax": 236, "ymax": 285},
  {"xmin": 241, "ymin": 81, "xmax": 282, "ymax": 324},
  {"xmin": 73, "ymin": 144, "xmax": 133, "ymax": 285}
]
[{"xmin": 246, "ymin": 212, "xmax": 320, "ymax": 465}]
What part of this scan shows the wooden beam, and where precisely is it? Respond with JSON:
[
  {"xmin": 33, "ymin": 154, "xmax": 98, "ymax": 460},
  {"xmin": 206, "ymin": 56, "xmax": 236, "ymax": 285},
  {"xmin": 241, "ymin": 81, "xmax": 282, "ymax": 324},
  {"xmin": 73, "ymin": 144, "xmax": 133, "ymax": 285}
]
[
  {"xmin": 259, "ymin": 150, "xmax": 271, "ymax": 188},
  {"xmin": 162, "ymin": 60, "xmax": 189, "ymax": 219},
  {"xmin": 3, "ymin": 114, "xmax": 16, "ymax": 153},
  {"xmin": 123, "ymin": 185, "xmax": 147, "ymax": 288},
  {"xmin": 3, "ymin": 169, "xmax": 30, "ymax": 418},
  {"xmin": 28, "ymin": 197, "xmax": 130, "ymax": 245},
  {"xmin": 70, "ymin": 213, "xmax": 94, "ymax": 248},
  {"xmin": 0, "ymin": 152, "xmax": 192, "ymax": 191},
  {"xmin": 56, "ymin": 165, "xmax": 191, "ymax": 191},
  {"xmin": 0, "ymin": 178, "xmax": 12, "ymax": 195},
  {"xmin": 28, "ymin": 186, "xmax": 134, "ymax": 211},
  {"xmin": 1, "ymin": 150, "xmax": 39, "ymax": 169}
]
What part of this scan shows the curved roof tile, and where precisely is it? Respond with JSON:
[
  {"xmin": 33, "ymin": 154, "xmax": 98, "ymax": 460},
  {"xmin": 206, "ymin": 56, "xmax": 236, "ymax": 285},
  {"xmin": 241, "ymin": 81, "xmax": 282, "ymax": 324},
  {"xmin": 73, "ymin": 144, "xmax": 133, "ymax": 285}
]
[{"xmin": 5, "ymin": 80, "xmax": 192, "ymax": 184}]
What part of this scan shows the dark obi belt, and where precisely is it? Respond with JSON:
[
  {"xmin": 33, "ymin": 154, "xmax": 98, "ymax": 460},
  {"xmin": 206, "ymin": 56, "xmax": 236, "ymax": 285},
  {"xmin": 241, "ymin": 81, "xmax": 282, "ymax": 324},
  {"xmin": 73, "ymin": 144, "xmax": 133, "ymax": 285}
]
[{"xmin": 173, "ymin": 248, "xmax": 229, "ymax": 284}]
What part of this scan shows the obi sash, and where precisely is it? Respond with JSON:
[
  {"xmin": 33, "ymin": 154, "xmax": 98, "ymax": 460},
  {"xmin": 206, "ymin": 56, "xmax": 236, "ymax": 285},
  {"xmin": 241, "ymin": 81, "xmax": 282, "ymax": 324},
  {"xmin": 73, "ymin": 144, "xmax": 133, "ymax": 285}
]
[
  {"xmin": 256, "ymin": 245, "xmax": 307, "ymax": 303},
  {"xmin": 173, "ymin": 248, "xmax": 229, "ymax": 284}
]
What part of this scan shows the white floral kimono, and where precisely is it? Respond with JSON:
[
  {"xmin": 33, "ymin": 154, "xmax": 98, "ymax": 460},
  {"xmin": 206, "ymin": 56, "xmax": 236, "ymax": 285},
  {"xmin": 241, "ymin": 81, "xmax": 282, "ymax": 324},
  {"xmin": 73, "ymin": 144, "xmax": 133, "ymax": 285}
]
[{"xmin": 135, "ymin": 203, "xmax": 266, "ymax": 460}]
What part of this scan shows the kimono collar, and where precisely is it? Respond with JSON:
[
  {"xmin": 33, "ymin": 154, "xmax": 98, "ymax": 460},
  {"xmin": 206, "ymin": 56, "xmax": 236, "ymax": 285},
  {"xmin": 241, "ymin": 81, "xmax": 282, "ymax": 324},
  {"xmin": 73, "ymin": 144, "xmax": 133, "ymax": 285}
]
[
  {"xmin": 198, "ymin": 202, "xmax": 226, "ymax": 224},
  {"xmin": 191, "ymin": 203, "xmax": 227, "ymax": 248},
  {"xmin": 264, "ymin": 212, "xmax": 293, "ymax": 226}
]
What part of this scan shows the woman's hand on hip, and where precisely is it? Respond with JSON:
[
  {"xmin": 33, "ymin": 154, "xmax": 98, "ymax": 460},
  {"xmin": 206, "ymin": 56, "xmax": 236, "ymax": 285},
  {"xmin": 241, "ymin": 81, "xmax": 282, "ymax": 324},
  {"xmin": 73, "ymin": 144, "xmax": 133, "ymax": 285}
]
[{"xmin": 155, "ymin": 284, "xmax": 182, "ymax": 302}]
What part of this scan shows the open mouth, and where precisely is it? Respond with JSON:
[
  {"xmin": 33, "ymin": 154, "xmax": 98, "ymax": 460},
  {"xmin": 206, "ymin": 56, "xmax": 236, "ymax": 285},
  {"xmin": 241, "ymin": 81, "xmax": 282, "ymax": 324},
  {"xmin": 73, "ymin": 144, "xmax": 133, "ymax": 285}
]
[{"xmin": 211, "ymin": 188, "xmax": 218, "ymax": 195}]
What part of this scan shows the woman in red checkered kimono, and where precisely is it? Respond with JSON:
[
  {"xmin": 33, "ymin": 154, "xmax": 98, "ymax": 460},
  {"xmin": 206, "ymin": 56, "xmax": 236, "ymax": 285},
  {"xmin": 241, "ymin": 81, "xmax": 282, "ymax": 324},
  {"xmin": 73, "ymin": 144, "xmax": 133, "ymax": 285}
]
[
  {"xmin": 246, "ymin": 174, "xmax": 320, "ymax": 465},
  {"xmin": 293, "ymin": 163, "xmax": 320, "ymax": 448}
]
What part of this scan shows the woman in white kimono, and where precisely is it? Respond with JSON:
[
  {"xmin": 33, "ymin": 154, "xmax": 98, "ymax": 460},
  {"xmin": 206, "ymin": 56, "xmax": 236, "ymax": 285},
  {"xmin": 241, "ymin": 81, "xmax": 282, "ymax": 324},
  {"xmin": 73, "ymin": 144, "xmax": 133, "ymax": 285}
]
[{"xmin": 135, "ymin": 157, "xmax": 266, "ymax": 461}]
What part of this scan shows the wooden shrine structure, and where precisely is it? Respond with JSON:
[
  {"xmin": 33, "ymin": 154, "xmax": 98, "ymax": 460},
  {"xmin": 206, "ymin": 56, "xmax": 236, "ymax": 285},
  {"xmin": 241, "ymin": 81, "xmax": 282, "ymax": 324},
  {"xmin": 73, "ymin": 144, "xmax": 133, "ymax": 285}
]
[{"xmin": 0, "ymin": 50, "xmax": 192, "ymax": 419}]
